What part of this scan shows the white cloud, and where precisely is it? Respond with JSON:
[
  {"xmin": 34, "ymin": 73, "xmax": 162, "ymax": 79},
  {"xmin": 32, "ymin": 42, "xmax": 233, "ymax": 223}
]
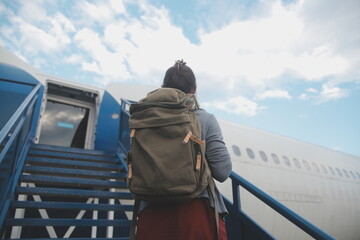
[
  {"xmin": 66, "ymin": 54, "xmax": 83, "ymax": 64},
  {"xmin": 82, "ymin": 1, "xmax": 115, "ymax": 22},
  {"xmin": 192, "ymin": 2, "xmax": 304, "ymax": 88},
  {"xmin": 306, "ymin": 88, "xmax": 318, "ymax": 93},
  {"xmin": 256, "ymin": 90, "xmax": 292, "ymax": 100},
  {"xmin": 0, "ymin": 0, "xmax": 358, "ymax": 100},
  {"xmin": 18, "ymin": 1, "xmax": 47, "ymax": 23},
  {"xmin": 0, "ymin": 2, "xmax": 4, "ymax": 13},
  {"xmin": 290, "ymin": 45, "xmax": 347, "ymax": 80},
  {"xmin": 2, "ymin": 2, "xmax": 75, "ymax": 55},
  {"xmin": 109, "ymin": 0, "xmax": 126, "ymax": 14},
  {"xmin": 299, "ymin": 84, "xmax": 349, "ymax": 103},
  {"xmin": 17, "ymin": 19, "xmax": 63, "ymax": 53},
  {"xmin": 299, "ymin": 93, "xmax": 309, "ymax": 100},
  {"xmin": 203, "ymin": 96, "xmax": 265, "ymax": 117},
  {"xmin": 74, "ymin": 28, "xmax": 130, "ymax": 83},
  {"xmin": 316, "ymin": 84, "xmax": 348, "ymax": 104}
]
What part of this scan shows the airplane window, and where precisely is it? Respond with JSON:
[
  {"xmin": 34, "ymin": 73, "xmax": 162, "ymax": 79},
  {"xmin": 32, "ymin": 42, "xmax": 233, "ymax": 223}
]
[
  {"xmin": 335, "ymin": 168, "xmax": 343, "ymax": 177},
  {"xmin": 312, "ymin": 163, "xmax": 319, "ymax": 172},
  {"xmin": 349, "ymin": 171, "xmax": 356, "ymax": 179},
  {"xmin": 271, "ymin": 153, "xmax": 280, "ymax": 164},
  {"xmin": 343, "ymin": 170, "xmax": 349, "ymax": 178},
  {"xmin": 320, "ymin": 164, "xmax": 328, "ymax": 174},
  {"xmin": 329, "ymin": 167, "xmax": 335, "ymax": 175},
  {"xmin": 246, "ymin": 148, "xmax": 255, "ymax": 159},
  {"xmin": 293, "ymin": 158, "xmax": 301, "ymax": 168},
  {"xmin": 282, "ymin": 156, "xmax": 291, "ymax": 167},
  {"xmin": 232, "ymin": 145, "xmax": 241, "ymax": 156},
  {"xmin": 302, "ymin": 160, "xmax": 310, "ymax": 171},
  {"xmin": 259, "ymin": 151, "xmax": 268, "ymax": 162}
]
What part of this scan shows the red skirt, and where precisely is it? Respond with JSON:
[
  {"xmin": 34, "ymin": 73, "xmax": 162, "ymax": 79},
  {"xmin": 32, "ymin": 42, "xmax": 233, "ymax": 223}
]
[{"xmin": 136, "ymin": 198, "xmax": 227, "ymax": 240}]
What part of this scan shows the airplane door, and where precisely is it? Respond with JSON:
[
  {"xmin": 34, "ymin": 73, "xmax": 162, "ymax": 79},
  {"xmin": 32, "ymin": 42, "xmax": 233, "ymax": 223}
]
[
  {"xmin": 38, "ymin": 100, "xmax": 90, "ymax": 148},
  {"xmin": 36, "ymin": 82, "xmax": 98, "ymax": 149}
]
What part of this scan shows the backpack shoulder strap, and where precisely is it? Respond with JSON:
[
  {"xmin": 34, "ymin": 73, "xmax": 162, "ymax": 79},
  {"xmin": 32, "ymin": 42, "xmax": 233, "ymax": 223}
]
[
  {"xmin": 129, "ymin": 200, "xmax": 140, "ymax": 240},
  {"xmin": 209, "ymin": 179, "xmax": 220, "ymax": 240}
]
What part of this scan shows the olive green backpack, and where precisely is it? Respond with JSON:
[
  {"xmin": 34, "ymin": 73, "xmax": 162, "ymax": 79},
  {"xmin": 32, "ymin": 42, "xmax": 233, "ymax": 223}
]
[
  {"xmin": 127, "ymin": 88, "xmax": 220, "ymax": 240},
  {"xmin": 127, "ymin": 87, "xmax": 212, "ymax": 202}
]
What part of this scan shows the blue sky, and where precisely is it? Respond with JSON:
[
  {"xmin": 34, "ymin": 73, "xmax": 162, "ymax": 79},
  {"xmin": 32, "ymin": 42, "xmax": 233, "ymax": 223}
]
[{"xmin": 0, "ymin": 0, "xmax": 359, "ymax": 156}]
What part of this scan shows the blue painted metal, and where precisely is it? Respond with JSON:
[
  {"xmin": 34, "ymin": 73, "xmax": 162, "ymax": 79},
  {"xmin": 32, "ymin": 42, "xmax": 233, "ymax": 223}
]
[
  {"xmin": 16, "ymin": 186, "xmax": 133, "ymax": 199},
  {"xmin": 27, "ymin": 156, "xmax": 122, "ymax": 170},
  {"xmin": 23, "ymin": 165, "xmax": 127, "ymax": 179},
  {"xmin": 20, "ymin": 175, "xmax": 128, "ymax": 188},
  {"xmin": 5, "ymin": 238, "xmax": 130, "ymax": 240},
  {"xmin": 116, "ymin": 152, "xmax": 129, "ymax": 172},
  {"xmin": 2, "ymin": 238, "xmax": 129, "ymax": 240},
  {"xmin": 5, "ymin": 218, "xmax": 132, "ymax": 227},
  {"xmin": 95, "ymin": 91, "xmax": 122, "ymax": 152},
  {"xmin": 0, "ymin": 82, "xmax": 41, "ymax": 229},
  {"xmin": 0, "ymin": 81, "xmax": 34, "ymax": 128},
  {"xmin": 0, "ymin": 64, "xmax": 134, "ymax": 238},
  {"xmin": 228, "ymin": 172, "xmax": 336, "ymax": 240},
  {"xmin": 0, "ymin": 62, "xmax": 39, "ymax": 85},
  {"xmin": 12, "ymin": 201, "xmax": 133, "ymax": 211},
  {"xmin": 29, "ymin": 149, "xmax": 118, "ymax": 163},
  {"xmin": 118, "ymin": 99, "xmax": 135, "ymax": 153},
  {"xmin": 31, "ymin": 143, "xmax": 115, "ymax": 156},
  {"xmin": 0, "ymin": 63, "xmax": 43, "ymax": 139},
  {"xmin": 224, "ymin": 197, "xmax": 275, "ymax": 240}
]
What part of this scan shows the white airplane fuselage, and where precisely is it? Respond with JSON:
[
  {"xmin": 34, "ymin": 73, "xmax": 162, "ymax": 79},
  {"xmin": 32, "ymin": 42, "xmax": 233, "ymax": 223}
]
[{"xmin": 218, "ymin": 119, "xmax": 360, "ymax": 239}]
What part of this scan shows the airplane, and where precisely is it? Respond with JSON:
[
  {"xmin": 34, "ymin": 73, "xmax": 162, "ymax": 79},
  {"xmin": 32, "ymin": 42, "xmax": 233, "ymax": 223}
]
[{"xmin": 1, "ymin": 45, "xmax": 359, "ymax": 239}]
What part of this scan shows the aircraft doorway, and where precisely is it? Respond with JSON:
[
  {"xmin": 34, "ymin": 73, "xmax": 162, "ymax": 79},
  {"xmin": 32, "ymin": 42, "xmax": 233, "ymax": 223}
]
[
  {"xmin": 37, "ymin": 82, "xmax": 98, "ymax": 149},
  {"xmin": 39, "ymin": 100, "xmax": 90, "ymax": 148}
]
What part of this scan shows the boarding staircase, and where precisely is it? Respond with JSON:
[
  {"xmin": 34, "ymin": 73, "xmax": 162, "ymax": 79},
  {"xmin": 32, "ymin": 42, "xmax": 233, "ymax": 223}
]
[{"xmin": 1, "ymin": 143, "xmax": 132, "ymax": 239}]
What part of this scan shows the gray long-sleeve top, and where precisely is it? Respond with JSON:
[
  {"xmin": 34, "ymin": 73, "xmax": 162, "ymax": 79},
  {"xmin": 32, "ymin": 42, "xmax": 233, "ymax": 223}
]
[{"xmin": 195, "ymin": 109, "xmax": 232, "ymax": 215}]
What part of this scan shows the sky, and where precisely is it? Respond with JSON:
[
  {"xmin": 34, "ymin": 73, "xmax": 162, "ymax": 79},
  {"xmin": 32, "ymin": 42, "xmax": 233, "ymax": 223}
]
[{"xmin": 0, "ymin": 0, "xmax": 359, "ymax": 156}]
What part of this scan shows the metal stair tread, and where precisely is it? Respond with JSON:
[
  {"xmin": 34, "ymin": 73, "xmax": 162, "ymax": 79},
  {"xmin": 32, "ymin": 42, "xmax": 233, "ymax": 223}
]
[
  {"xmin": 20, "ymin": 175, "xmax": 128, "ymax": 188},
  {"xmin": 16, "ymin": 186, "xmax": 133, "ymax": 199},
  {"xmin": 30, "ymin": 143, "xmax": 115, "ymax": 157},
  {"xmin": 27, "ymin": 156, "xmax": 121, "ymax": 171},
  {"xmin": 4, "ymin": 218, "xmax": 132, "ymax": 227},
  {"xmin": 23, "ymin": 165, "xmax": 127, "ymax": 179},
  {"xmin": 12, "ymin": 200, "xmax": 134, "ymax": 211},
  {"xmin": 28, "ymin": 149, "xmax": 118, "ymax": 163},
  {"xmin": 3, "ymin": 238, "xmax": 129, "ymax": 240}
]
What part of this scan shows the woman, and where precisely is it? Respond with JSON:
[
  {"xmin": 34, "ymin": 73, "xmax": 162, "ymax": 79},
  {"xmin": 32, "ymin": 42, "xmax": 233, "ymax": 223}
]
[{"xmin": 135, "ymin": 60, "xmax": 232, "ymax": 240}]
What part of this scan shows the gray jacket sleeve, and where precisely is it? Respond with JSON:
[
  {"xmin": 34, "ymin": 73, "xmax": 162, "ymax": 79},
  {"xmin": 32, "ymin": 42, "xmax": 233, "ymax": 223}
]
[{"xmin": 196, "ymin": 110, "xmax": 232, "ymax": 182}]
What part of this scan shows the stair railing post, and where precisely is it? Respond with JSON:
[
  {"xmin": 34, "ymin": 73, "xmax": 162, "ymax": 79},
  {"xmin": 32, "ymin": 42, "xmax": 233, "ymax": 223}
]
[{"xmin": 231, "ymin": 177, "xmax": 243, "ymax": 239}]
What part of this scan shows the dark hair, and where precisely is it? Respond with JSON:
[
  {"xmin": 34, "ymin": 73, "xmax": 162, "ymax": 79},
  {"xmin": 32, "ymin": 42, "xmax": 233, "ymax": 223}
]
[{"xmin": 162, "ymin": 60, "xmax": 197, "ymax": 94}]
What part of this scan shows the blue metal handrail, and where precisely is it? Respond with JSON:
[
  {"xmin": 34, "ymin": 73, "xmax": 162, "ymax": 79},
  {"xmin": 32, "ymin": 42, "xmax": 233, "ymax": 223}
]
[
  {"xmin": 228, "ymin": 172, "xmax": 335, "ymax": 240},
  {"xmin": 118, "ymin": 98, "xmax": 136, "ymax": 154},
  {"xmin": 0, "ymin": 83, "xmax": 42, "ymax": 229}
]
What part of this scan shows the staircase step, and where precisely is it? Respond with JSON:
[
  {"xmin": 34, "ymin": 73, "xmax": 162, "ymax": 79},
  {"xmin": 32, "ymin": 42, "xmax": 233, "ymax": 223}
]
[
  {"xmin": 28, "ymin": 149, "xmax": 118, "ymax": 163},
  {"xmin": 30, "ymin": 143, "xmax": 115, "ymax": 157},
  {"xmin": 4, "ymin": 218, "xmax": 132, "ymax": 227},
  {"xmin": 12, "ymin": 201, "xmax": 134, "ymax": 211},
  {"xmin": 27, "ymin": 156, "xmax": 122, "ymax": 171},
  {"xmin": 4, "ymin": 238, "xmax": 128, "ymax": 240},
  {"xmin": 20, "ymin": 175, "xmax": 128, "ymax": 188},
  {"xmin": 16, "ymin": 187, "xmax": 133, "ymax": 199},
  {"xmin": 23, "ymin": 165, "xmax": 127, "ymax": 179}
]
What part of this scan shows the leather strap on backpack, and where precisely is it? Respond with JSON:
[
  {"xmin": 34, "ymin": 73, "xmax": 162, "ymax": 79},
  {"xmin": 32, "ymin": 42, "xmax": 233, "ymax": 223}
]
[{"xmin": 129, "ymin": 199, "xmax": 140, "ymax": 240}]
